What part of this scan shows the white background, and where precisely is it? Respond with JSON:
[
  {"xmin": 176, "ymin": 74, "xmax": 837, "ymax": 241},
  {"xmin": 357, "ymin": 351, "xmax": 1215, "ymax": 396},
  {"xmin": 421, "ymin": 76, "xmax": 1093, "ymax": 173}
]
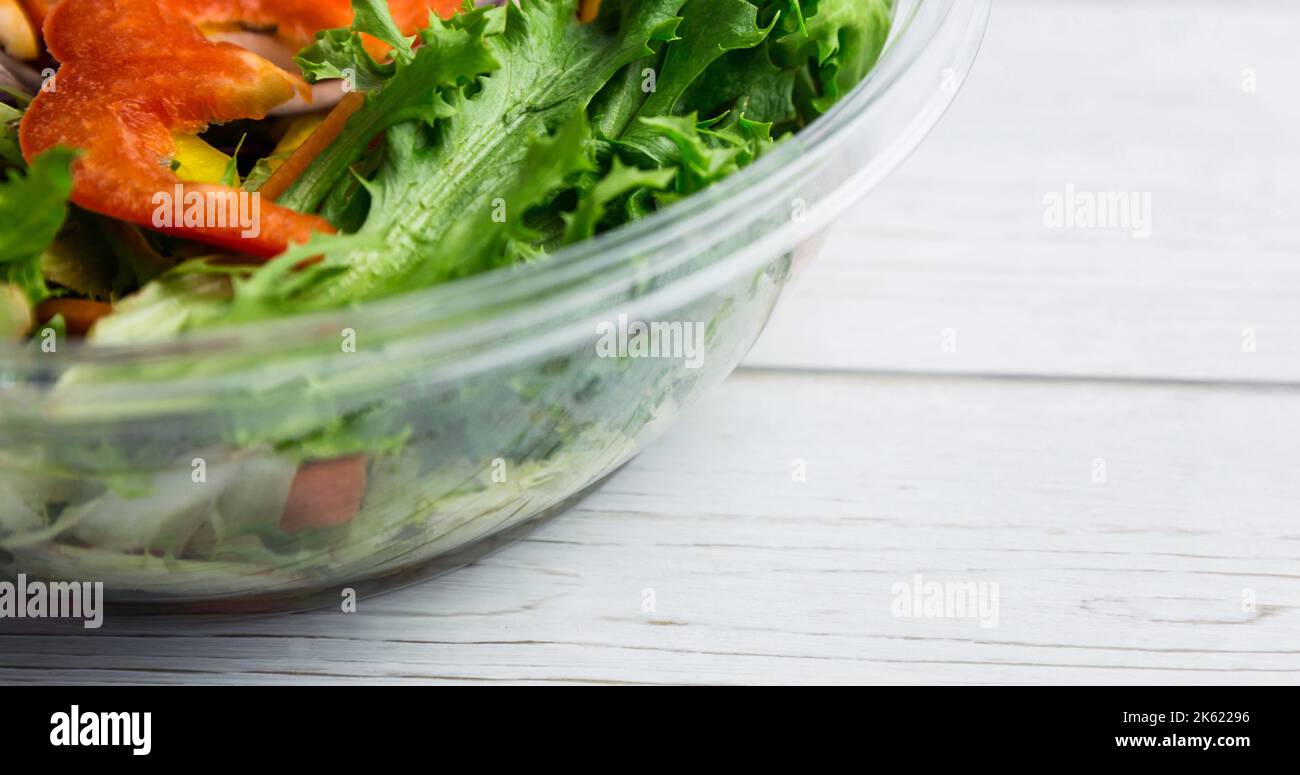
[{"xmin": 7, "ymin": 0, "xmax": 1300, "ymax": 684}]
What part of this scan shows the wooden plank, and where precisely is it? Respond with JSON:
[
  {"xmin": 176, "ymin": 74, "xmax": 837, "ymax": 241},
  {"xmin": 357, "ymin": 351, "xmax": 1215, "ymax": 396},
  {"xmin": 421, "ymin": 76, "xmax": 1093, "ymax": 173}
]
[
  {"xmin": 746, "ymin": 0, "xmax": 1300, "ymax": 382},
  {"xmin": 5, "ymin": 370, "xmax": 1298, "ymax": 684}
]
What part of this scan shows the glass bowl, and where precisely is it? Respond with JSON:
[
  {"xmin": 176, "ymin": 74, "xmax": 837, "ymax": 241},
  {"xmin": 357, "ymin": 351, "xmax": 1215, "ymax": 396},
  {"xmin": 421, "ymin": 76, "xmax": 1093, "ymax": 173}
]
[{"xmin": 0, "ymin": 0, "xmax": 991, "ymax": 610}]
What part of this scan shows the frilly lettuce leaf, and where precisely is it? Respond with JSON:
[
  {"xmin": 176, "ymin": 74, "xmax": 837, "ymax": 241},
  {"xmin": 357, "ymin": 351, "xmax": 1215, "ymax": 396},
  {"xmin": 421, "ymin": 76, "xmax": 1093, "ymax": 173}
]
[
  {"xmin": 279, "ymin": 3, "xmax": 501, "ymax": 211},
  {"xmin": 285, "ymin": 0, "xmax": 688, "ymax": 306},
  {"xmin": 776, "ymin": 0, "xmax": 893, "ymax": 115},
  {"xmin": 562, "ymin": 157, "xmax": 676, "ymax": 243},
  {"xmin": 295, "ymin": 0, "xmax": 420, "ymax": 89},
  {"xmin": 636, "ymin": 112, "xmax": 773, "ymax": 197},
  {"xmin": 616, "ymin": 0, "xmax": 775, "ymax": 161}
]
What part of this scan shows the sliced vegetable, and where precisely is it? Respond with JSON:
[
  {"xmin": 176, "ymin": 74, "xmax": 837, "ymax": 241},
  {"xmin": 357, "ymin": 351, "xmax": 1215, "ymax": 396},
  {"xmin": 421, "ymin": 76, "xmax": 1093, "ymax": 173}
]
[
  {"xmin": 17, "ymin": 1, "xmax": 459, "ymax": 258},
  {"xmin": 265, "ymin": 115, "xmax": 326, "ymax": 174},
  {"xmin": 257, "ymin": 92, "xmax": 366, "ymax": 201},
  {"xmin": 19, "ymin": 0, "xmax": 332, "ymax": 257},
  {"xmin": 0, "ymin": 0, "xmax": 36, "ymax": 60},
  {"xmin": 177, "ymin": 0, "xmax": 461, "ymax": 48},
  {"xmin": 172, "ymin": 134, "xmax": 237, "ymax": 185},
  {"xmin": 281, "ymin": 455, "xmax": 368, "ymax": 533},
  {"xmin": 579, "ymin": 0, "xmax": 603, "ymax": 23},
  {"xmin": 35, "ymin": 297, "xmax": 111, "ymax": 336}
]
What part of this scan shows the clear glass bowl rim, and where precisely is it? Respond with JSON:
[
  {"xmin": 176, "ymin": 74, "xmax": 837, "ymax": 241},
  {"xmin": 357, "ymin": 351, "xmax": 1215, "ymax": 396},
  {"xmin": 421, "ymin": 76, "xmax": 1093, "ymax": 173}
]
[{"xmin": 0, "ymin": 0, "xmax": 991, "ymax": 375}]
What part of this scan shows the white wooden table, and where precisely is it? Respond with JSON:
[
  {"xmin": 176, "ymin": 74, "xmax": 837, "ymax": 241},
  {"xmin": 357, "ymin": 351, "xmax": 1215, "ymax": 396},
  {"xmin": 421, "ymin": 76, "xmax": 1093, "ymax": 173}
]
[{"xmin": 6, "ymin": 0, "xmax": 1300, "ymax": 685}]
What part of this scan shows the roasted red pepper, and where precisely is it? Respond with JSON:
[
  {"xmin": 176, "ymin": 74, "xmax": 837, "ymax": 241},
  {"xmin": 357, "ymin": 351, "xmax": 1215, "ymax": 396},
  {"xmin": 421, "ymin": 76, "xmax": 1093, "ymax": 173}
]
[{"xmin": 19, "ymin": 0, "xmax": 461, "ymax": 258}]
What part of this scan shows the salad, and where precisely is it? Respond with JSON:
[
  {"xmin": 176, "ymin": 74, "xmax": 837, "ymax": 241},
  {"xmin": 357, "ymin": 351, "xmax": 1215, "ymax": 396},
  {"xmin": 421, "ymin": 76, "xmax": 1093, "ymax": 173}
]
[{"xmin": 0, "ymin": 0, "xmax": 893, "ymax": 603}]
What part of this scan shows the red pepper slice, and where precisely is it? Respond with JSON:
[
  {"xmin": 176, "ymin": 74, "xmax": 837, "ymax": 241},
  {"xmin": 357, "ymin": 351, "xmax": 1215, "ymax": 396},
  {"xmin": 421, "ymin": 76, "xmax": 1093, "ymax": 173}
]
[{"xmin": 18, "ymin": 0, "xmax": 461, "ymax": 258}]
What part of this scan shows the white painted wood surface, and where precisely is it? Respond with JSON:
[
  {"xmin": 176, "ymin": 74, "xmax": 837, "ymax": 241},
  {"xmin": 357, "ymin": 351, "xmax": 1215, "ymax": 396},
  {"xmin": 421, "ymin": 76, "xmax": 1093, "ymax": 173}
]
[
  {"xmin": 5, "ymin": 0, "xmax": 1299, "ymax": 684},
  {"xmin": 5, "ymin": 372, "xmax": 1298, "ymax": 684},
  {"xmin": 749, "ymin": 0, "xmax": 1300, "ymax": 382}
]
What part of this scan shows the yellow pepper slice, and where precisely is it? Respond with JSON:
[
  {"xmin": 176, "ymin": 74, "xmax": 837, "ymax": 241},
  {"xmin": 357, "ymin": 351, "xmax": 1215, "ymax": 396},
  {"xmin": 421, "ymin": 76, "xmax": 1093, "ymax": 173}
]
[
  {"xmin": 0, "ymin": 0, "xmax": 39, "ymax": 61},
  {"xmin": 171, "ymin": 133, "xmax": 235, "ymax": 184}
]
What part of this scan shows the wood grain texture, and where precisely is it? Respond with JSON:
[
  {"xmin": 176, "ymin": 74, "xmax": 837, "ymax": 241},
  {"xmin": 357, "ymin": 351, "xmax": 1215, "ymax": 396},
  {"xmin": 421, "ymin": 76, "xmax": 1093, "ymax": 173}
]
[
  {"xmin": 4, "ymin": 371, "xmax": 1298, "ymax": 685},
  {"xmin": 747, "ymin": 0, "xmax": 1300, "ymax": 382}
]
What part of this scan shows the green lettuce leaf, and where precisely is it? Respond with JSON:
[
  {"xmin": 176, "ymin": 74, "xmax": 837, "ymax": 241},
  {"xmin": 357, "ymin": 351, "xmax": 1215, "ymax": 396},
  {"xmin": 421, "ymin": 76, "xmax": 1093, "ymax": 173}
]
[
  {"xmin": 279, "ymin": 4, "xmax": 501, "ymax": 211},
  {"xmin": 295, "ymin": 0, "xmax": 419, "ymax": 89},
  {"xmin": 616, "ymin": 0, "xmax": 774, "ymax": 161},
  {"xmin": 776, "ymin": 0, "xmax": 893, "ymax": 115},
  {"xmin": 675, "ymin": 0, "xmax": 804, "ymax": 125},
  {"xmin": 677, "ymin": 43, "xmax": 796, "ymax": 125},
  {"xmin": 561, "ymin": 157, "xmax": 676, "ymax": 243},
  {"xmin": 1, "ymin": 102, "xmax": 23, "ymax": 167},
  {"xmin": 351, "ymin": 0, "xmax": 419, "ymax": 57},
  {"xmin": 635, "ymin": 112, "xmax": 773, "ymax": 197},
  {"xmin": 0, "ymin": 147, "xmax": 77, "ymax": 303},
  {"xmin": 416, "ymin": 109, "xmax": 599, "ymax": 280},
  {"xmin": 286, "ymin": 0, "xmax": 687, "ymax": 306}
]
